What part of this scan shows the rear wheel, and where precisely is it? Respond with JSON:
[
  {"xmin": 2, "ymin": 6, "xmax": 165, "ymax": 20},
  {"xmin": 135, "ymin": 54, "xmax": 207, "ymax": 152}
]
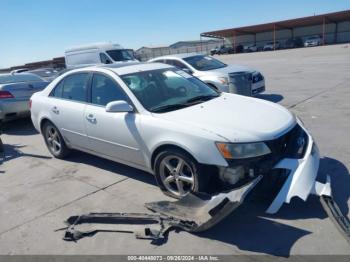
[
  {"xmin": 43, "ymin": 121, "xmax": 70, "ymax": 159},
  {"xmin": 154, "ymin": 149, "xmax": 209, "ymax": 198}
]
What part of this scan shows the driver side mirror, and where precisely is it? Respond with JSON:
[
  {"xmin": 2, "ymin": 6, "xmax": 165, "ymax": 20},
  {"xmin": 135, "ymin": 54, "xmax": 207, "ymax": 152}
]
[
  {"xmin": 106, "ymin": 100, "xmax": 133, "ymax": 113},
  {"xmin": 105, "ymin": 59, "xmax": 112, "ymax": 64}
]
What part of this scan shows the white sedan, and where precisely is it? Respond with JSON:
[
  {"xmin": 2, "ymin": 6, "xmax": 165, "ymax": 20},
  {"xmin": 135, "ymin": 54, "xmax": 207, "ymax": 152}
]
[{"xmin": 30, "ymin": 62, "xmax": 330, "ymax": 213}]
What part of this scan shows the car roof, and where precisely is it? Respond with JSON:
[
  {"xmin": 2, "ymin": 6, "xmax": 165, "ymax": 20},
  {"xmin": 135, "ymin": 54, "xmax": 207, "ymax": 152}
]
[
  {"xmin": 65, "ymin": 42, "xmax": 123, "ymax": 53},
  {"xmin": 150, "ymin": 53, "xmax": 205, "ymax": 61},
  {"xmin": 69, "ymin": 62, "xmax": 174, "ymax": 76}
]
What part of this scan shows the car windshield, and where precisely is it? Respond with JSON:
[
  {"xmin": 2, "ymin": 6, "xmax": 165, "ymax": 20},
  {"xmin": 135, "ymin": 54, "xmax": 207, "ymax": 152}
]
[
  {"xmin": 0, "ymin": 74, "xmax": 43, "ymax": 84},
  {"xmin": 106, "ymin": 49, "xmax": 136, "ymax": 62},
  {"xmin": 121, "ymin": 69, "xmax": 219, "ymax": 113},
  {"xmin": 183, "ymin": 55, "xmax": 227, "ymax": 71}
]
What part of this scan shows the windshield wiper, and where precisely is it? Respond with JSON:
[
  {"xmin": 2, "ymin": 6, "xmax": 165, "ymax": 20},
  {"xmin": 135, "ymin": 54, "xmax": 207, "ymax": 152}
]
[
  {"xmin": 185, "ymin": 94, "xmax": 219, "ymax": 104},
  {"xmin": 151, "ymin": 95, "xmax": 219, "ymax": 113},
  {"xmin": 150, "ymin": 103, "xmax": 190, "ymax": 113}
]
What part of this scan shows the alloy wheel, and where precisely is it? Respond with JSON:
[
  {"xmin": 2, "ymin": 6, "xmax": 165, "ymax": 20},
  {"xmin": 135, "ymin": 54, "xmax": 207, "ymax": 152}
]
[
  {"xmin": 46, "ymin": 126, "xmax": 61, "ymax": 155},
  {"xmin": 159, "ymin": 155, "xmax": 195, "ymax": 197}
]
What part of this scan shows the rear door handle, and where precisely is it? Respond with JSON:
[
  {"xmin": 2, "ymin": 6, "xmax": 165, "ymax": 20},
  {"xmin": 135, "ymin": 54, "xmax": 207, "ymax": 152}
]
[
  {"xmin": 51, "ymin": 106, "xmax": 59, "ymax": 114},
  {"xmin": 86, "ymin": 114, "xmax": 96, "ymax": 123}
]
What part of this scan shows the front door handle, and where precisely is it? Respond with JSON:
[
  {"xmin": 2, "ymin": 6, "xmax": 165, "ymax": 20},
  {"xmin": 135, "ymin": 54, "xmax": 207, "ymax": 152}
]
[
  {"xmin": 86, "ymin": 114, "xmax": 96, "ymax": 123},
  {"xmin": 51, "ymin": 106, "xmax": 59, "ymax": 114}
]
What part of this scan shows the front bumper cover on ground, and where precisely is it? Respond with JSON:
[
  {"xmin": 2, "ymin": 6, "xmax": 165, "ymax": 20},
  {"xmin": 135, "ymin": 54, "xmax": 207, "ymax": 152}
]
[{"xmin": 62, "ymin": 176, "xmax": 262, "ymax": 242}]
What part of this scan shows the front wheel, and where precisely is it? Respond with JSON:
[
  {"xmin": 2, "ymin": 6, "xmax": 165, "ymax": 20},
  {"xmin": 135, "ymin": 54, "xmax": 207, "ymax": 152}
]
[
  {"xmin": 154, "ymin": 149, "xmax": 210, "ymax": 198},
  {"xmin": 43, "ymin": 121, "xmax": 70, "ymax": 159}
]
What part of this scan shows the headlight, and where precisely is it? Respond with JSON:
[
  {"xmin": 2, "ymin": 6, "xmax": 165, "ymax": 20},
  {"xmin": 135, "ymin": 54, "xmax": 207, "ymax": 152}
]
[
  {"xmin": 216, "ymin": 142, "xmax": 271, "ymax": 159},
  {"xmin": 217, "ymin": 77, "xmax": 229, "ymax": 85}
]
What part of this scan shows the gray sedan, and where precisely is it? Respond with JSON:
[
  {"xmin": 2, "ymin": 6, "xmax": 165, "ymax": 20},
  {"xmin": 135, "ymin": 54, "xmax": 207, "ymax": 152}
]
[
  {"xmin": 150, "ymin": 54, "xmax": 265, "ymax": 96},
  {"xmin": 0, "ymin": 73, "xmax": 48, "ymax": 122}
]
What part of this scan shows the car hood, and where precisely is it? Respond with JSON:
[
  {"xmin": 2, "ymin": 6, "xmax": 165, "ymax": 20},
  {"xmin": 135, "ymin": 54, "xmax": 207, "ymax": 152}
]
[
  {"xmin": 195, "ymin": 64, "xmax": 255, "ymax": 78},
  {"xmin": 211, "ymin": 64, "xmax": 253, "ymax": 74},
  {"xmin": 153, "ymin": 93, "xmax": 296, "ymax": 142}
]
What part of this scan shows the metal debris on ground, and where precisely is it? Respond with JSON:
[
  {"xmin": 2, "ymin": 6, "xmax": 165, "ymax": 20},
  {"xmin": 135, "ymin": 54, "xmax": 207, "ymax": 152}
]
[{"xmin": 61, "ymin": 176, "xmax": 262, "ymax": 244}]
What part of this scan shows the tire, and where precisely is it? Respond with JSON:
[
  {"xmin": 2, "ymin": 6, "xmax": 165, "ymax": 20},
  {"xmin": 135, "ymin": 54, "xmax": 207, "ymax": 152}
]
[
  {"xmin": 42, "ymin": 121, "xmax": 70, "ymax": 159},
  {"xmin": 154, "ymin": 148, "xmax": 210, "ymax": 199}
]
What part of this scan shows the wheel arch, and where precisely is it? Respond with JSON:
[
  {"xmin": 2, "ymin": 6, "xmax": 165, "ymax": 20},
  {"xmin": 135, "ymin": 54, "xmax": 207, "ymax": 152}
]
[
  {"xmin": 39, "ymin": 117, "xmax": 53, "ymax": 133},
  {"xmin": 150, "ymin": 144, "xmax": 199, "ymax": 171}
]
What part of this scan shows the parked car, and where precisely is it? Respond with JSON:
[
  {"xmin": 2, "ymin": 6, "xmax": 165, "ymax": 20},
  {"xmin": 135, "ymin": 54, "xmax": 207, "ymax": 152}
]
[
  {"xmin": 284, "ymin": 37, "xmax": 304, "ymax": 49},
  {"xmin": 210, "ymin": 47, "xmax": 220, "ymax": 56},
  {"xmin": 28, "ymin": 68, "xmax": 63, "ymax": 82},
  {"xmin": 212, "ymin": 45, "xmax": 234, "ymax": 55},
  {"xmin": 304, "ymin": 36, "xmax": 322, "ymax": 47},
  {"xmin": 0, "ymin": 73, "xmax": 48, "ymax": 122},
  {"xmin": 244, "ymin": 44, "xmax": 258, "ymax": 52},
  {"xmin": 149, "ymin": 53, "xmax": 265, "ymax": 96},
  {"xmin": 10, "ymin": 68, "xmax": 29, "ymax": 74},
  {"xmin": 30, "ymin": 63, "xmax": 328, "ymax": 214},
  {"xmin": 263, "ymin": 41, "xmax": 280, "ymax": 51},
  {"xmin": 235, "ymin": 44, "xmax": 244, "ymax": 53},
  {"xmin": 65, "ymin": 42, "xmax": 139, "ymax": 69}
]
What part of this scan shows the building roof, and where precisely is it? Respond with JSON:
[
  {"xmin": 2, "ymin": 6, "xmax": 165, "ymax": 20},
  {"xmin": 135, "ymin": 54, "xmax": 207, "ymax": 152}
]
[
  {"xmin": 136, "ymin": 46, "xmax": 169, "ymax": 51},
  {"xmin": 149, "ymin": 53, "xmax": 202, "ymax": 61},
  {"xmin": 169, "ymin": 39, "xmax": 220, "ymax": 47},
  {"xmin": 201, "ymin": 9, "xmax": 350, "ymax": 38}
]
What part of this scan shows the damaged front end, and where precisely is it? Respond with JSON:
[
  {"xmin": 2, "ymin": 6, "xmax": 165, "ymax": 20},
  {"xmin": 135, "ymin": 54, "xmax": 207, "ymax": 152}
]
[
  {"xmin": 62, "ymin": 122, "xmax": 349, "ymax": 244},
  {"xmin": 217, "ymin": 122, "xmax": 331, "ymax": 214}
]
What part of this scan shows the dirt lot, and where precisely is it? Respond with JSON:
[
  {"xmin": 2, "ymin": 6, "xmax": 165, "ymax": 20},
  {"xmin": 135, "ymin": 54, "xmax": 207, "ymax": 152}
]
[{"xmin": 0, "ymin": 44, "xmax": 349, "ymax": 256}]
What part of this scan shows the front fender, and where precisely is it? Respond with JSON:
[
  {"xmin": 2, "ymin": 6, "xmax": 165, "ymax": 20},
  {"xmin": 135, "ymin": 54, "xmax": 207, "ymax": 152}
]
[{"xmin": 140, "ymin": 116, "xmax": 228, "ymax": 169}]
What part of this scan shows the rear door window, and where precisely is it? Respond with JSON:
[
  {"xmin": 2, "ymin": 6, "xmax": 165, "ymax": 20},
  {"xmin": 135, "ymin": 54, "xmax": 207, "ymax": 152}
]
[{"xmin": 61, "ymin": 73, "xmax": 89, "ymax": 102}]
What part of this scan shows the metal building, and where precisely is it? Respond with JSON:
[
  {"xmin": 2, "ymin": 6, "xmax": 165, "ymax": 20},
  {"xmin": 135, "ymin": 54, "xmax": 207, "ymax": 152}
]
[{"xmin": 201, "ymin": 9, "xmax": 350, "ymax": 51}]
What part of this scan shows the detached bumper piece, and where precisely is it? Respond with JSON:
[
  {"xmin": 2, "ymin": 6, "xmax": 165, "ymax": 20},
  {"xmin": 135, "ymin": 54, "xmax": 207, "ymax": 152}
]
[
  {"xmin": 63, "ymin": 212, "xmax": 196, "ymax": 243},
  {"xmin": 320, "ymin": 195, "xmax": 350, "ymax": 244},
  {"xmin": 62, "ymin": 176, "xmax": 262, "ymax": 243}
]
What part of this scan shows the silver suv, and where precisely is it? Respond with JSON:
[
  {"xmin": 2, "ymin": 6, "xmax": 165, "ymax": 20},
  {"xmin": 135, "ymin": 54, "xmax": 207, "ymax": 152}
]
[{"xmin": 150, "ymin": 53, "xmax": 265, "ymax": 96}]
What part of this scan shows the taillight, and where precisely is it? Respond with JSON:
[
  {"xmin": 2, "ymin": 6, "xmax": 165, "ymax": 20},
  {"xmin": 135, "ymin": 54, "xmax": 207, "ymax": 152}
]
[
  {"xmin": 0, "ymin": 91, "xmax": 14, "ymax": 99},
  {"xmin": 29, "ymin": 99, "xmax": 32, "ymax": 110}
]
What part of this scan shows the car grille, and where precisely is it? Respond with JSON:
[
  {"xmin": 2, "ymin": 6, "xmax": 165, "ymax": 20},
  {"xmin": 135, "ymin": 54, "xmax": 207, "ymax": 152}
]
[
  {"xmin": 266, "ymin": 124, "xmax": 308, "ymax": 159},
  {"xmin": 252, "ymin": 86, "xmax": 265, "ymax": 94},
  {"xmin": 228, "ymin": 72, "xmax": 252, "ymax": 96}
]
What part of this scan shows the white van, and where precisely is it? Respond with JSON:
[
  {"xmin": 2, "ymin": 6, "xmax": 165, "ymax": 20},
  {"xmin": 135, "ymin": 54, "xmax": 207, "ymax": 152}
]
[{"xmin": 64, "ymin": 42, "xmax": 139, "ymax": 69}]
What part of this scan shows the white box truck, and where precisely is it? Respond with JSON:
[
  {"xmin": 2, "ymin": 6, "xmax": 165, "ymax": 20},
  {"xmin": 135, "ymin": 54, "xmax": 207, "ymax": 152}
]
[{"xmin": 64, "ymin": 42, "xmax": 139, "ymax": 69}]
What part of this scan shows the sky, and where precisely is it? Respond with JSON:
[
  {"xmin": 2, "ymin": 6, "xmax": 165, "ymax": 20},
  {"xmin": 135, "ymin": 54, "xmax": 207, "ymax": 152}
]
[{"xmin": 0, "ymin": 0, "xmax": 349, "ymax": 68}]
